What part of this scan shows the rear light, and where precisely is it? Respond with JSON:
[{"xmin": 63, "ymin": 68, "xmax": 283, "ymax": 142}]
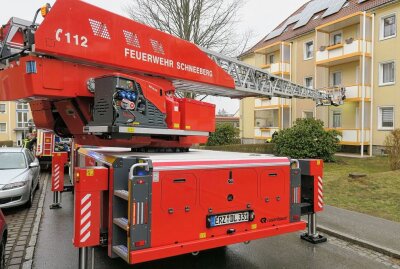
[{"xmin": 134, "ymin": 240, "xmax": 146, "ymax": 247}]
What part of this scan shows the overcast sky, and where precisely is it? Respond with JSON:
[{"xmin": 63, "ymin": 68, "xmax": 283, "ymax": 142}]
[{"xmin": 0, "ymin": 0, "xmax": 308, "ymax": 114}]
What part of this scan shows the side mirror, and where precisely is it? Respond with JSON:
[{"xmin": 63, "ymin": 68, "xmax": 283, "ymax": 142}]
[{"xmin": 29, "ymin": 162, "xmax": 39, "ymax": 168}]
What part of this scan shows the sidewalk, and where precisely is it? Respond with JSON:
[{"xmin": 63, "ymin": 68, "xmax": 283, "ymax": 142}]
[{"xmin": 317, "ymin": 205, "xmax": 400, "ymax": 259}]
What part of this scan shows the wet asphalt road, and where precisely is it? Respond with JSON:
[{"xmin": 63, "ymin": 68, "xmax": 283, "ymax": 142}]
[{"xmin": 33, "ymin": 178, "xmax": 394, "ymax": 269}]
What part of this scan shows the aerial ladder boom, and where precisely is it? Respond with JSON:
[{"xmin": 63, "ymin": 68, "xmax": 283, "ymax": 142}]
[
  {"xmin": 200, "ymin": 48, "xmax": 345, "ymax": 106},
  {"xmin": 0, "ymin": 0, "xmax": 345, "ymax": 149}
]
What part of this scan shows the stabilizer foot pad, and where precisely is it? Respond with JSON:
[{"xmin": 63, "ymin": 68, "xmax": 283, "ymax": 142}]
[
  {"xmin": 300, "ymin": 233, "xmax": 327, "ymax": 244},
  {"xmin": 50, "ymin": 204, "xmax": 62, "ymax": 210}
]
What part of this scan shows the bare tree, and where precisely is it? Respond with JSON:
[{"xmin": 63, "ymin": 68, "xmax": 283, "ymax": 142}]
[{"xmin": 125, "ymin": 0, "xmax": 252, "ymax": 98}]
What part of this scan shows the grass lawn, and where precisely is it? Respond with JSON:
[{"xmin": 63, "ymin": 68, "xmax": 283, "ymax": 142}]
[{"xmin": 324, "ymin": 156, "xmax": 400, "ymax": 222}]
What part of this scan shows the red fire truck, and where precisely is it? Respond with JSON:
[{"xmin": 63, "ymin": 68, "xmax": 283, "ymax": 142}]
[{"xmin": 0, "ymin": 1, "xmax": 345, "ymax": 268}]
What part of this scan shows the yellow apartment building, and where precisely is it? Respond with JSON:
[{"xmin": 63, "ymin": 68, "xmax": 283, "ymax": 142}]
[
  {"xmin": 0, "ymin": 101, "xmax": 33, "ymax": 146},
  {"xmin": 240, "ymin": 0, "xmax": 399, "ymax": 156}
]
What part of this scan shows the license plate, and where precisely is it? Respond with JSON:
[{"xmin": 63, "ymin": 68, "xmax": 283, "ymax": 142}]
[{"xmin": 207, "ymin": 211, "xmax": 252, "ymax": 228}]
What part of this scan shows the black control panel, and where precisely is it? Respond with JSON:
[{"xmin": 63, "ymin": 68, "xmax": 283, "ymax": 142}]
[{"xmin": 89, "ymin": 76, "xmax": 167, "ymax": 129}]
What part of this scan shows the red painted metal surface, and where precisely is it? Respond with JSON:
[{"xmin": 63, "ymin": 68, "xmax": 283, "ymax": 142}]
[
  {"xmin": 178, "ymin": 98, "xmax": 216, "ymax": 132},
  {"xmin": 148, "ymin": 163, "xmax": 293, "ymax": 250},
  {"xmin": 34, "ymin": 0, "xmax": 234, "ymax": 90},
  {"xmin": 51, "ymin": 152, "xmax": 68, "ymax": 192},
  {"xmin": 129, "ymin": 222, "xmax": 306, "ymax": 264},
  {"xmin": 73, "ymin": 167, "xmax": 108, "ymax": 248}
]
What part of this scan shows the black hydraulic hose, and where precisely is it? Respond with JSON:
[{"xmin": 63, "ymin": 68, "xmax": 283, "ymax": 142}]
[
  {"xmin": 31, "ymin": 8, "xmax": 42, "ymax": 29},
  {"xmin": 0, "ymin": 49, "xmax": 27, "ymax": 63}
]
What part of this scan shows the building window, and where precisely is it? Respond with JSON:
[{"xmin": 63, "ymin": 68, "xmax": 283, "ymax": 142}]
[
  {"xmin": 378, "ymin": 107, "xmax": 394, "ymax": 130},
  {"xmin": 268, "ymin": 54, "xmax": 275, "ymax": 64},
  {"xmin": 304, "ymin": 41, "xmax": 314, "ymax": 60},
  {"xmin": 304, "ymin": 77, "xmax": 314, "ymax": 89},
  {"xmin": 381, "ymin": 14, "xmax": 396, "ymax": 40},
  {"xmin": 379, "ymin": 61, "xmax": 395, "ymax": 85},
  {"xmin": 332, "ymin": 111, "xmax": 342, "ymax": 128},
  {"xmin": 0, "ymin": 123, "xmax": 6, "ymax": 133},
  {"xmin": 331, "ymin": 32, "xmax": 342, "ymax": 45},
  {"xmin": 16, "ymin": 111, "xmax": 29, "ymax": 128},
  {"xmin": 303, "ymin": 111, "xmax": 314, "ymax": 119},
  {"xmin": 0, "ymin": 104, "xmax": 5, "ymax": 113},
  {"xmin": 16, "ymin": 102, "xmax": 28, "ymax": 110},
  {"xmin": 332, "ymin": 71, "xmax": 342, "ymax": 86}
]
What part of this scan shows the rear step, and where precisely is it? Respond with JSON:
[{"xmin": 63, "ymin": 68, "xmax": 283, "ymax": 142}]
[
  {"xmin": 113, "ymin": 217, "xmax": 129, "ymax": 231},
  {"xmin": 114, "ymin": 190, "xmax": 128, "ymax": 200},
  {"xmin": 112, "ymin": 245, "xmax": 129, "ymax": 262}
]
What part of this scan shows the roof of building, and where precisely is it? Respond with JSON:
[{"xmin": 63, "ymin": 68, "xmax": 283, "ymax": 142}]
[{"xmin": 241, "ymin": 0, "xmax": 395, "ymax": 57}]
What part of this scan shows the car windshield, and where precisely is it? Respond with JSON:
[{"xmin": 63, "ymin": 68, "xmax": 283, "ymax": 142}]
[{"xmin": 0, "ymin": 152, "xmax": 27, "ymax": 169}]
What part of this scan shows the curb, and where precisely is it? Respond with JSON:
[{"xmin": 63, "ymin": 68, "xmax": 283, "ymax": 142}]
[
  {"xmin": 318, "ymin": 225, "xmax": 400, "ymax": 260},
  {"xmin": 23, "ymin": 173, "xmax": 49, "ymax": 269}
]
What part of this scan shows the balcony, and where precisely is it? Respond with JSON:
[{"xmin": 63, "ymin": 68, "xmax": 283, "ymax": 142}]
[
  {"xmin": 255, "ymin": 97, "xmax": 291, "ymax": 109},
  {"xmin": 254, "ymin": 127, "xmax": 280, "ymax": 140},
  {"xmin": 316, "ymin": 40, "xmax": 371, "ymax": 66},
  {"xmin": 327, "ymin": 128, "xmax": 370, "ymax": 145},
  {"xmin": 254, "ymin": 41, "xmax": 291, "ymax": 77},
  {"xmin": 344, "ymin": 85, "xmax": 371, "ymax": 101},
  {"xmin": 315, "ymin": 11, "xmax": 373, "ymax": 67},
  {"xmin": 261, "ymin": 62, "xmax": 291, "ymax": 76}
]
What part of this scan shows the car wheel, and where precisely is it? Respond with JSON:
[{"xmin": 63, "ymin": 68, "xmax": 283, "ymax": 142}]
[
  {"xmin": 0, "ymin": 237, "xmax": 5, "ymax": 269},
  {"xmin": 35, "ymin": 179, "xmax": 40, "ymax": 191},
  {"xmin": 26, "ymin": 187, "xmax": 34, "ymax": 208}
]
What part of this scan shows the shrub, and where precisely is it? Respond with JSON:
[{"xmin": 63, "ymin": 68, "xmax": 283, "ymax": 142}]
[
  {"xmin": 207, "ymin": 123, "xmax": 239, "ymax": 146},
  {"xmin": 384, "ymin": 129, "xmax": 400, "ymax": 170},
  {"xmin": 272, "ymin": 118, "xmax": 341, "ymax": 162}
]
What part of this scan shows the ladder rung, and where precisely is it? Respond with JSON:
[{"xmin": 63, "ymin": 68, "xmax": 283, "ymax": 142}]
[
  {"xmin": 112, "ymin": 245, "xmax": 129, "ymax": 262},
  {"xmin": 113, "ymin": 217, "xmax": 129, "ymax": 231},
  {"xmin": 114, "ymin": 190, "xmax": 128, "ymax": 201}
]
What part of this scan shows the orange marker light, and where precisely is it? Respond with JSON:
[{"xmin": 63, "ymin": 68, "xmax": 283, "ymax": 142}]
[{"xmin": 41, "ymin": 3, "xmax": 51, "ymax": 18}]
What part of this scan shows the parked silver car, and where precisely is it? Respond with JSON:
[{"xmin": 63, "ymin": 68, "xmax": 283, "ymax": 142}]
[{"xmin": 0, "ymin": 148, "xmax": 40, "ymax": 208}]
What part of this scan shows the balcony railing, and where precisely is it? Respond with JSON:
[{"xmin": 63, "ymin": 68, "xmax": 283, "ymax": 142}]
[
  {"xmin": 261, "ymin": 62, "xmax": 290, "ymax": 75},
  {"xmin": 344, "ymin": 85, "xmax": 371, "ymax": 101},
  {"xmin": 316, "ymin": 40, "xmax": 371, "ymax": 66},
  {"xmin": 327, "ymin": 128, "xmax": 370, "ymax": 145},
  {"xmin": 254, "ymin": 127, "xmax": 280, "ymax": 139},
  {"xmin": 255, "ymin": 97, "xmax": 291, "ymax": 108}
]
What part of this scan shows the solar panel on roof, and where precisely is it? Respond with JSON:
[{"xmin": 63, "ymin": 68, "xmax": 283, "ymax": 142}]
[
  {"xmin": 265, "ymin": 0, "xmax": 350, "ymax": 39},
  {"xmin": 322, "ymin": 0, "xmax": 347, "ymax": 18}
]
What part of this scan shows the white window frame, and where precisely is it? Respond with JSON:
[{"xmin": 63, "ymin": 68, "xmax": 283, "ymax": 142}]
[
  {"xmin": 304, "ymin": 76, "xmax": 314, "ymax": 89},
  {"xmin": 0, "ymin": 123, "xmax": 6, "ymax": 133},
  {"xmin": 380, "ymin": 13, "xmax": 397, "ymax": 40},
  {"xmin": 379, "ymin": 61, "xmax": 395, "ymax": 86},
  {"xmin": 330, "ymin": 30, "xmax": 343, "ymax": 46},
  {"xmin": 0, "ymin": 103, "xmax": 6, "ymax": 114},
  {"xmin": 378, "ymin": 106, "xmax": 395, "ymax": 130},
  {"xmin": 303, "ymin": 40, "xmax": 314, "ymax": 60},
  {"xmin": 302, "ymin": 110, "xmax": 314, "ymax": 119},
  {"xmin": 331, "ymin": 71, "xmax": 342, "ymax": 87}
]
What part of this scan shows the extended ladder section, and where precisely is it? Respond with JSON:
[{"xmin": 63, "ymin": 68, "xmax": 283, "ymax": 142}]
[{"xmin": 198, "ymin": 47, "xmax": 346, "ymax": 106}]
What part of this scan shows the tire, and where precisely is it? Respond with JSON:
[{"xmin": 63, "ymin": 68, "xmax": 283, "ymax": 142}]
[
  {"xmin": 0, "ymin": 237, "xmax": 5, "ymax": 269},
  {"xmin": 35, "ymin": 176, "xmax": 40, "ymax": 191},
  {"xmin": 25, "ymin": 186, "xmax": 34, "ymax": 208}
]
